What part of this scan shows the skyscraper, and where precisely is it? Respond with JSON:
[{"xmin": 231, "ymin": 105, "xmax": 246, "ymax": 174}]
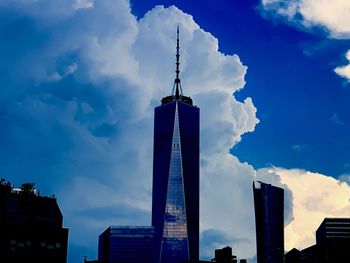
[
  {"xmin": 253, "ymin": 181, "xmax": 284, "ymax": 263},
  {"xmin": 152, "ymin": 27, "xmax": 200, "ymax": 263}
]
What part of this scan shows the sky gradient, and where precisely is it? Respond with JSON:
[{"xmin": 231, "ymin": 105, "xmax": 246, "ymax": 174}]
[{"xmin": 1, "ymin": 0, "xmax": 350, "ymax": 262}]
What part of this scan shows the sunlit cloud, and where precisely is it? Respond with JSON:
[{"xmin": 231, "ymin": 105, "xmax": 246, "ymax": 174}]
[
  {"xmin": 269, "ymin": 168, "xmax": 350, "ymax": 251},
  {"xmin": 261, "ymin": 0, "xmax": 350, "ymax": 38},
  {"xmin": 334, "ymin": 50, "xmax": 350, "ymax": 82},
  {"xmin": 260, "ymin": 0, "xmax": 350, "ymax": 81}
]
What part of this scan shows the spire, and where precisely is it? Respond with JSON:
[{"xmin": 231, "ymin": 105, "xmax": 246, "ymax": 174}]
[
  {"xmin": 174, "ymin": 26, "xmax": 182, "ymax": 98},
  {"xmin": 162, "ymin": 26, "xmax": 193, "ymax": 105}
]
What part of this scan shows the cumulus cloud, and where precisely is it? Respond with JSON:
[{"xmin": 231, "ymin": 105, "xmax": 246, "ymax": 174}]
[
  {"xmin": 267, "ymin": 168, "xmax": 350, "ymax": 251},
  {"xmin": 47, "ymin": 63, "xmax": 78, "ymax": 82},
  {"xmin": 73, "ymin": 0, "xmax": 94, "ymax": 10},
  {"xmin": 261, "ymin": 0, "xmax": 350, "ymax": 38},
  {"xmin": 334, "ymin": 50, "xmax": 350, "ymax": 82},
  {"xmin": 0, "ymin": 1, "xmax": 260, "ymax": 262},
  {"xmin": 255, "ymin": 168, "xmax": 294, "ymax": 226},
  {"xmin": 260, "ymin": 0, "xmax": 350, "ymax": 81},
  {"xmin": 4, "ymin": 1, "xmax": 349, "ymax": 262}
]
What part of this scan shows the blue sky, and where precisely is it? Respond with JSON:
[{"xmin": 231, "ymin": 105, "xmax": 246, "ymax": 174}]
[
  {"xmin": 1, "ymin": 0, "xmax": 350, "ymax": 262},
  {"xmin": 132, "ymin": 0, "xmax": 350, "ymax": 178}
]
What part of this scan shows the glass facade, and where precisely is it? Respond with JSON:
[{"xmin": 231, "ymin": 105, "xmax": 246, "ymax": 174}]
[
  {"xmin": 152, "ymin": 98, "xmax": 199, "ymax": 263},
  {"xmin": 98, "ymin": 226, "xmax": 154, "ymax": 263},
  {"xmin": 160, "ymin": 103, "xmax": 189, "ymax": 262},
  {"xmin": 253, "ymin": 182, "xmax": 284, "ymax": 263}
]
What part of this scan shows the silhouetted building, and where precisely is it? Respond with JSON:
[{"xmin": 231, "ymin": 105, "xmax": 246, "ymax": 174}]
[
  {"xmin": 152, "ymin": 27, "xmax": 200, "ymax": 263},
  {"xmin": 84, "ymin": 259, "xmax": 106, "ymax": 263},
  {"xmin": 98, "ymin": 226, "xmax": 154, "ymax": 263},
  {"xmin": 182, "ymin": 246, "xmax": 247, "ymax": 263},
  {"xmin": 213, "ymin": 246, "xmax": 237, "ymax": 263},
  {"xmin": 0, "ymin": 180, "xmax": 68, "ymax": 263},
  {"xmin": 181, "ymin": 261, "xmax": 210, "ymax": 263},
  {"xmin": 299, "ymin": 245, "xmax": 318, "ymax": 263},
  {"xmin": 253, "ymin": 181, "xmax": 284, "ymax": 263},
  {"xmin": 316, "ymin": 217, "xmax": 350, "ymax": 243},
  {"xmin": 285, "ymin": 248, "xmax": 300, "ymax": 263},
  {"xmin": 290, "ymin": 218, "xmax": 350, "ymax": 263},
  {"xmin": 316, "ymin": 218, "xmax": 350, "ymax": 262}
]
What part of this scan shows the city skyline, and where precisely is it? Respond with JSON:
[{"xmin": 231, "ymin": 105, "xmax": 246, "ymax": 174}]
[{"xmin": 1, "ymin": 1, "xmax": 350, "ymax": 263}]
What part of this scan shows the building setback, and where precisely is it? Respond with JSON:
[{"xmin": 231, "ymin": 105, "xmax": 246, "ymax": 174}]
[
  {"xmin": 98, "ymin": 226, "xmax": 154, "ymax": 263},
  {"xmin": 253, "ymin": 181, "xmax": 284, "ymax": 263},
  {"xmin": 0, "ymin": 181, "xmax": 68, "ymax": 263},
  {"xmin": 152, "ymin": 27, "xmax": 200, "ymax": 263}
]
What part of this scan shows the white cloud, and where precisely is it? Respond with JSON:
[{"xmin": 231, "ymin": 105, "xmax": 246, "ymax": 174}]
[
  {"xmin": 200, "ymin": 154, "xmax": 257, "ymax": 258},
  {"xmin": 4, "ymin": 1, "xmax": 350, "ymax": 262},
  {"xmin": 255, "ymin": 168, "xmax": 294, "ymax": 226},
  {"xmin": 261, "ymin": 0, "xmax": 350, "ymax": 38},
  {"xmin": 73, "ymin": 0, "xmax": 94, "ymax": 10},
  {"xmin": 267, "ymin": 168, "xmax": 350, "ymax": 251},
  {"xmin": 334, "ymin": 50, "xmax": 350, "ymax": 81},
  {"xmin": 0, "ymin": 1, "xmax": 260, "ymax": 262},
  {"xmin": 260, "ymin": 0, "xmax": 350, "ymax": 81},
  {"xmin": 47, "ymin": 63, "xmax": 78, "ymax": 82}
]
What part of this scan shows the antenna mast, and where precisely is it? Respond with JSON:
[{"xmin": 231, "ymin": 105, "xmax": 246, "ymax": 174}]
[{"xmin": 174, "ymin": 26, "xmax": 182, "ymax": 98}]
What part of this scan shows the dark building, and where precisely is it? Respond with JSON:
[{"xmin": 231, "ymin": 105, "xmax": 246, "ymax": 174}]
[
  {"xmin": 299, "ymin": 245, "xmax": 318, "ymax": 263},
  {"xmin": 152, "ymin": 27, "xmax": 200, "ymax": 263},
  {"xmin": 98, "ymin": 226, "xmax": 154, "ymax": 263},
  {"xmin": 315, "ymin": 218, "xmax": 350, "ymax": 262},
  {"xmin": 253, "ymin": 181, "xmax": 284, "ymax": 263},
  {"xmin": 84, "ymin": 259, "xmax": 106, "ymax": 263},
  {"xmin": 213, "ymin": 246, "xmax": 237, "ymax": 263},
  {"xmin": 284, "ymin": 248, "xmax": 300, "ymax": 263},
  {"xmin": 316, "ymin": 217, "xmax": 350, "ymax": 243},
  {"xmin": 181, "ymin": 260, "xmax": 211, "ymax": 263},
  {"xmin": 0, "ymin": 180, "xmax": 68, "ymax": 263},
  {"xmin": 287, "ymin": 218, "xmax": 350, "ymax": 263},
  {"xmin": 182, "ymin": 246, "xmax": 247, "ymax": 263}
]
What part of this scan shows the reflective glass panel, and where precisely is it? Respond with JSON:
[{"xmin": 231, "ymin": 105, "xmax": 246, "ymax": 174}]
[{"xmin": 160, "ymin": 102, "xmax": 189, "ymax": 263}]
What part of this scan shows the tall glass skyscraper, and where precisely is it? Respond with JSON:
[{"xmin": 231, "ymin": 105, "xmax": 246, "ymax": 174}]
[
  {"xmin": 152, "ymin": 27, "xmax": 200, "ymax": 263},
  {"xmin": 253, "ymin": 181, "xmax": 284, "ymax": 263}
]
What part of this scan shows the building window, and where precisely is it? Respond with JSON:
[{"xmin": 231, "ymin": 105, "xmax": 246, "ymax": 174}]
[
  {"xmin": 26, "ymin": 240, "xmax": 31, "ymax": 246},
  {"xmin": 40, "ymin": 241, "xmax": 46, "ymax": 247},
  {"xmin": 10, "ymin": 240, "xmax": 16, "ymax": 245},
  {"xmin": 55, "ymin": 242, "xmax": 61, "ymax": 248}
]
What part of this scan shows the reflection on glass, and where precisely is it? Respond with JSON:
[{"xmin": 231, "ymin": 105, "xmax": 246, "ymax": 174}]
[{"xmin": 160, "ymin": 102, "xmax": 189, "ymax": 263}]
